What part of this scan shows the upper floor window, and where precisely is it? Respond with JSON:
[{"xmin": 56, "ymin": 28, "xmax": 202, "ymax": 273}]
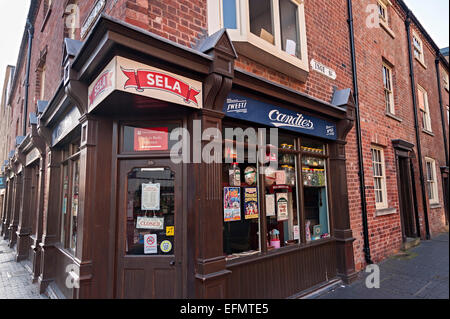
[
  {"xmin": 412, "ymin": 31, "xmax": 426, "ymax": 67},
  {"xmin": 417, "ymin": 85, "xmax": 432, "ymax": 132},
  {"xmin": 382, "ymin": 62, "xmax": 395, "ymax": 115},
  {"xmin": 443, "ymin": 72, "xmax": 449, "ymax": 91},
  {"xmin": 377, "ymin": 1, "xmax": 388, "ymax": 23},
  {"xmin": 371, "ymin": 146, "xmax": 388, "ymax": 210},
  {"xmin": 208, "ymin": 0, "xmax": 309, "ymax": 81},
  {"xmin": 425, "ymin": 158, "xmax": 439, "ymax": 205}
]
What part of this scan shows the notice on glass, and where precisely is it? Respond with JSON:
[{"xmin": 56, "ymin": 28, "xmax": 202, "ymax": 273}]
[
  {"xmin": 136, "ymin": 216, "xmax": 164, "ymax": 230},
  {"xmin": 265, "ymin": 194, "xmax": 276, "ymax": 217},
  {"xmin": 276, "ymin": 193, "xmax": 289, "ymax": 221},
  {"xmin": 244, "ymin": 187, "xmax": 258, "ymax": 220},
  {"xmin": 293, "ymin": 225, "xmax": 300, "ymax": 240},
  {"xmin": 134, "ymin": 127, "xmax": 168, "ymax": 151},
  {"xmin": 224, "ymin": 187, "xmax": 241, "ymax": 222},
  {"xmin": 144, "ymin": 234, "xmax": 158, "ymax": 254},
  {"xmin": 141, "ymin": 183, "xmax": 160, "ymax": 211}
]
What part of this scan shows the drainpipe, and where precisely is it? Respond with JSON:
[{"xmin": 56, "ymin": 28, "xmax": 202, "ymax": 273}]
[
  {"xmin": 434, "ymin": 54, "xmax": 449, "ymax": 167},
  {"xmin": 23, "ymin": 19, "xmax": 34, "ymax": 137},
  {"xmin": 404, "ymin": 12, "xmax": 431, "ymax": 240},
  {"xmin": 347, "ymin": 0, "xmax": 373, "ymax": 264}
]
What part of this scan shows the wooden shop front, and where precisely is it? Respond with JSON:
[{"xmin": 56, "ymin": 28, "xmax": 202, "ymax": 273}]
[{"xmin": 37, "ymin": 15, "xmax": 357, "ymax": 299}]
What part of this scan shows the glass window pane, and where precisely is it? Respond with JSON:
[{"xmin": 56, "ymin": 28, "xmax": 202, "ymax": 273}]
[
  {"xmin": 69, "ymin": 159, "xmax": 80, "ymax": 252},
  {"xmin": 301, "ymin": 137, "xmax": 325, "ymax": 154},
  {"xmin": 123, "ymin": 124, "xmax": 180, "ymax": 152},
  {"xmin": 223, "ymin": 0, "xmax": 237, "ymax": 29},
  {"xmin": 249, "ymin": 0, "xmax": 274, "ymax": 44},
  {"xmin": 279, "ymin": 0, "xmax": 300, "ymax": 58},
  {"xmin": 60, "ymin": 164, "xmax": 69, "ymax": 245},
  {"xmin": 126, "ymin": 168, "xmax": 175, "ymax": 255}
]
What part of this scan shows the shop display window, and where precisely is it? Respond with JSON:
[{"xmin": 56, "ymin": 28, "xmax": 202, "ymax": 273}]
[
  {"xmin": 125, "ymin": 167, "xmax": 175, "ymax": 256},
  {"xmin": 59, "ymin": 139, "xmax": 81, "ymax": 254},
  {"xmin": 222, "ymin": 124, "xmax": 331, "ymax": 260}
]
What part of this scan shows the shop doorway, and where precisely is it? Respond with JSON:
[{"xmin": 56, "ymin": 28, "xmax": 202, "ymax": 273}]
[
  {"xmin": 115, "ymin": 159, "xmax": 183, "ymax": 298},
  {"xmin": 397, "ymin": 156, "xmax": 418, "ymax": 240}
]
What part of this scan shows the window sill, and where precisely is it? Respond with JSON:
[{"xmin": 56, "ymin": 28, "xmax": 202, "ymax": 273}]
[
  {"xmin": 380, "ymin": 21, "xmax": 395, "ymax": 39},
  {"xmin": 375, "ymin": 207, "xmax": 397, "ymax": 216},
  {"xmin": 230, "ymin": 33, "xmax": 309, "ymax": 83},
  {"xmin": 422, "ymin": 129, "xmax": 434, "ymax": 136},
  {"xmin": 415, "ymin": 56, "xmax": 427, "ymax": 70},
  {"xmin": 430, "ymin": 203, "xmax": 441, "ymax": 209},
  {"xmin": 226, "ymin": 237, "xmax": 334, "ymax": 267},
  {"xmin": 385, "ymin": 112, "xmax": 402, "ymax": 122}
]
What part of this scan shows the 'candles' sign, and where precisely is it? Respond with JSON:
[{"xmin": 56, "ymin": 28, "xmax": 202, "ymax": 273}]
[
  {"xmin": 223, "ymin": 93, "xmax": 337, "ymax": 140},
  {"xmin": 88, "ymin": 56, "xmax": 203, "ymax": 111}
]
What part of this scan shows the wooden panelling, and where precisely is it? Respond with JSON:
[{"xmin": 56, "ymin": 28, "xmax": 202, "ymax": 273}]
[{"xmin": 226, "ymin": 241, "xmax": 337, "ymax": 298}]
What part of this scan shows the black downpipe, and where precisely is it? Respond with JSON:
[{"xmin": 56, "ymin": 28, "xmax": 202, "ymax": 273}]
[
  {"xmin": 347, "ymin": 0, "xmax": 373, "ymax": 264},
  {"xmin": 23, "ymin": 19, "xmax": 34, "ymax": 137},
  {"xmin": 405, "ymin": 12, "xmax": 431, "ymax": 240},
  {"xmin": 434, "ymin": 55, "xmax": 449, "ymax": 167}
]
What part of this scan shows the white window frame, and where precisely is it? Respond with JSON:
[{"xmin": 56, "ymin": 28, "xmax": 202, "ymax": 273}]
[
  {"xmin": 371, "ymin": 146, "xmax": 388, "ymax": 210},
  {"xmin": 382, "ymin": 62, "xmax": 395, "ymax": 114},
  {"xmin": 417, "ymin": 85, "xmax": 432, "ymax": 132},
  {"xmin": 425, "ymin": 157, "xmax": 439, "ymax": 205},
  {"xmin": 377, "ymin": 1, "xmax": 388, "ymax": 24},
  {"xmin": 412, "ymin": 31, "xmax": 426, "ymax": 67},
  {"xmin": 443, "ymin": 72, "xmax": 449, "ymax": 91},
  {"xmin": 208, "ymin": 0, "xmax": 309, "ymax": 81}
]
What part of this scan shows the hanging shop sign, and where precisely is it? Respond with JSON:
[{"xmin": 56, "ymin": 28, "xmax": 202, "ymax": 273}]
[
  {"xmin": 0, "ymin": 176, "xmax": 5, "ymax": 189},
  {"xmin": 134, "ymin": 127, "xmax": 169, "ymax": 151},
  {"xmin": 223, "ymin": 93, "xmax": 337, "ymax": 140},
  {"xmin": 52, "ymin": 106, "xmax": 81, "ymax": 146},
  {"xmin": 88, "ymin": 56, "xmax": 203, "ymax": 111},
  {"xmin": 136, "ymin": 216, "xmax": 164, "ymax": 230}
]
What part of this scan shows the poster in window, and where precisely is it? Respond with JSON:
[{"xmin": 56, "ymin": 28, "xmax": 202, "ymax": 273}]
[
  {"xmin": 134, "ymin": 127, "xmax": 168, "ymax": 151},
  {"xmin": 141, "ymin": 183, "xmax": 160, "ymax": 211},
  {"xmin": 276, "ymin": 192, "xmax": 289, "ymax": 221},
  {"xmin": 144, "ymin": 234, "xmax": 158, "ymax": 254},
  {"xmin": 265, "ymin": 194, "xmax": 276, "ymax": 217},
  {"xmin": 224, "ymin": 187, "xmax": 241, "ymax": 222},
  {"xmin": 244, "ymin": 187, "xmax": 258, "ymax": 220}
]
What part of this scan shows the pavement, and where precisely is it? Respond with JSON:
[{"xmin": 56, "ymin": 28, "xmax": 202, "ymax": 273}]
[
  {"xmin": 0, "ymin": 239, "xmax": 47, "ymax": 299},
  {"xmin": 318, "ymin": 232, "xmax": 449, "ymax": 299}
]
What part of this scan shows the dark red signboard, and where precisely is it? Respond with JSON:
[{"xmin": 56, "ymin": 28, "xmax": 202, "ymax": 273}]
[{"xmin": 134, "ymin": 127, "xmax": 169, "ymax": 151}]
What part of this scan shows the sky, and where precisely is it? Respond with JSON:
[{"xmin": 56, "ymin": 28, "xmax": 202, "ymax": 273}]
[{"xmin": 0, "ymin": 0, "xmax": 448, "ymax": 95}]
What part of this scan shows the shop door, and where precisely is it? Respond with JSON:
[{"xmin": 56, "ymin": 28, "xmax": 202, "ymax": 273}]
[
  {"xmin": 115, "ymin": 159, "xmax": 182, "ymax": 298},
  {"xmin": 397, "ymin": 157, "xmax": 417, "ymax": 240}
]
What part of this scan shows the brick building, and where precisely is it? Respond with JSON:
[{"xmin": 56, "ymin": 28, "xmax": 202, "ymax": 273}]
[{"xmin": 0, "ymin": 0, "xmax": 448, "ymax": 298}]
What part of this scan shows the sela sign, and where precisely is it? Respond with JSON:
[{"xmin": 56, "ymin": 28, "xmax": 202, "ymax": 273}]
[
  {"xmin": 88, "ymin": 56, "xmax": 203, "ymax": 111},
  {"xmin": 223, "ymin": 93, "xmax": 337, "ymax": 140}
]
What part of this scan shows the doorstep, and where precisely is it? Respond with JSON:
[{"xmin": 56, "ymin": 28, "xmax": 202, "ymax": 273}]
[
  {"xmin": 290, "ymin": 278, "xmax": 342, "ymax": 299},
  {"xmin": 401, "ymin": 237, "xmax": 421, "ymax": 251}
]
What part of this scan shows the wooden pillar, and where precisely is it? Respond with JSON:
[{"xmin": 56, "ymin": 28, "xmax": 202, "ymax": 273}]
[
  {"xmin": 38, "ymin": 147, "xmax": 62, "ymax": 293},
  {"xmin": 15, "ymin": 164, "xmax": 32, "ymax": 261},
  {"xmin": 9, "ymin": 165, "xmax": 23, "ymax": 248},
  {"xmin": 329, "ymin": 103, "xmax": 358, "ymax": 284},
  {"xmin": 1, "ymin": 174, "xmax": 12, "ymax": 238},
  {"xmin": 31, "ymin": 155, "xmax": 46, "ymax": 281}
]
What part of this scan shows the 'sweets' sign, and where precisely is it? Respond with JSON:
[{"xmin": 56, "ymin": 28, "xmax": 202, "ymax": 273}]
[{"xmin": 88, "ymin": 56, "xmax": 203, "ymax": 111}]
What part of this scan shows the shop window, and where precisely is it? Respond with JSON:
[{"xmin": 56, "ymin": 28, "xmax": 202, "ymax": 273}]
[
  {"xmin": 371, "ymin": 146, "xmax": 388, "ymax": 210},
  {"xmin": 59, "ymin": 140, "xmax": 81, "ymax": 254},
  {"xmin": 208, "ymin": 0, "xmax": 309, "ymax": 81},
  {"xmin": 382, "ymin": 63, "xmax": 395, "ymax": 115},
  {"xmin": 222, "ymin": 125, "xmax": 331, "ymax": 260},
  {"xmin": 125, "ymin": 167, "xmax": 175, "ymax": 255},
  {"xmin": 417, "ymin": 85, "xmax": 432, "ymax": 132},
  {"xmin": 122, "ymin": 124, "xmax": 180, "ymax": 153},
  {"xmin": 425, "ymin": 158, "xmax": 439, "ymax": 205}
]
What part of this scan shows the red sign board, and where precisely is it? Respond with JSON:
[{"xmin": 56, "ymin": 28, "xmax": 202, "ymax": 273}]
[{"xmin": 134, "ymin": 127, "xmax": 168, "ymax": 151}]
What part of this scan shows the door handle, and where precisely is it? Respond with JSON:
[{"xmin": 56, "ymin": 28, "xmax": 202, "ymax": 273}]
[{"xmin": 169, "ymin": 261, "xmax": 176, "ymax": 266}]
